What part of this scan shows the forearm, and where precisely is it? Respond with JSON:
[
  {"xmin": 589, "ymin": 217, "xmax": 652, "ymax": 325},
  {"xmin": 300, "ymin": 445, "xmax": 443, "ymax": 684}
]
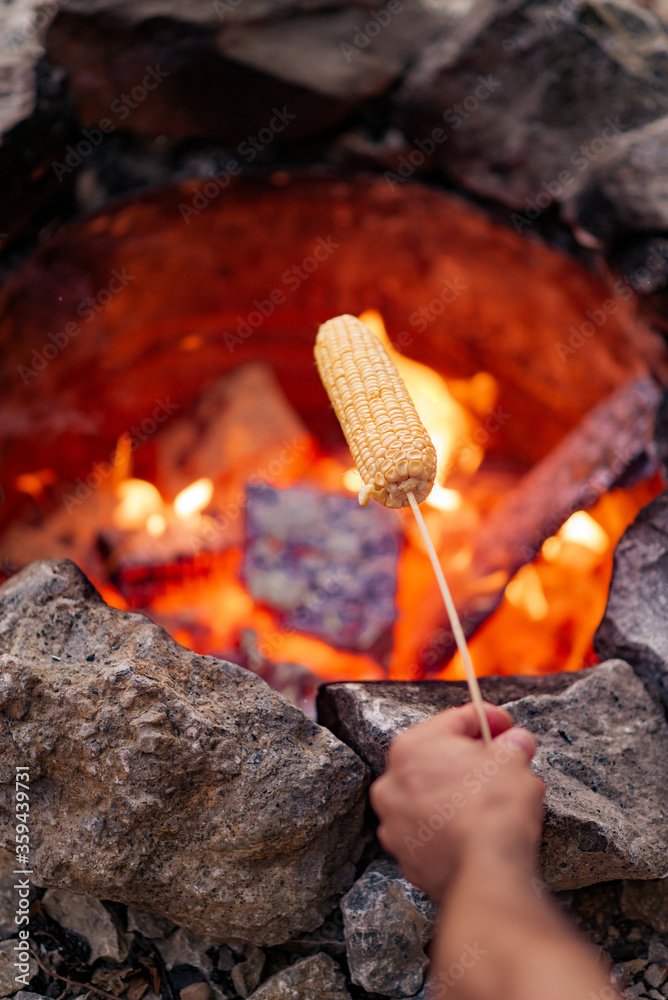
[{"xmin": 428, "ymin": 849, "xmax": 619, "ymax": 1000}]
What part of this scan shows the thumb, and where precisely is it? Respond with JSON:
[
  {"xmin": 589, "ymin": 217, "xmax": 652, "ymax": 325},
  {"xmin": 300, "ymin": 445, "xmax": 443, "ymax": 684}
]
[{"xmin": 495, "ymin": 726, "xmax": 537, "ymax": 762}]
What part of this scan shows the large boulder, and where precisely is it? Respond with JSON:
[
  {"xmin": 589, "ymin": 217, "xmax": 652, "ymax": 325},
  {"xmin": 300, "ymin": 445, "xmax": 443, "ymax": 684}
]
[
  {"xmin": 595, "ymin": 490, "xmax": 668, "ymax": 710},
  {"xmin": 396, "ymin": 0, "xmax": 668, "ymax": 238},
  {"xmin": 319, "ymin": 662, "xmax": 668, "ymax": 889},
  {"xmin": 0, "ymin": 559, "xmax": 369, "ymax": 945}
]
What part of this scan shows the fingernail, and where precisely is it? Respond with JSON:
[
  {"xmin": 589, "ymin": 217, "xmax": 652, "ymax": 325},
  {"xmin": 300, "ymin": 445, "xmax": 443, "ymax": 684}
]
[{"xmin": 502, "ymin": 728, "xmax": 536, "ymax": 756}]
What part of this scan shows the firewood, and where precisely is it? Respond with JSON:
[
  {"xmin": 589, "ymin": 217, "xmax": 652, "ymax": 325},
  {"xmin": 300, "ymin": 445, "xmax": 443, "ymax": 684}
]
[{"xmin": 416, "ymin": 375, "xmax": 662, "ymax": 675}]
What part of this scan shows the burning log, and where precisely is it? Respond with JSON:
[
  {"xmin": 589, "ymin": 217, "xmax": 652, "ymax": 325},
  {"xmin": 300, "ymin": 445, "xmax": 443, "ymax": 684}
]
[
  {"xmin": 416, "ymin": 375, "xmax": 663, "ymax": 675},
  {"xmin": 241, "ymin": 483, "xmax": 401, "ymax": 663}
]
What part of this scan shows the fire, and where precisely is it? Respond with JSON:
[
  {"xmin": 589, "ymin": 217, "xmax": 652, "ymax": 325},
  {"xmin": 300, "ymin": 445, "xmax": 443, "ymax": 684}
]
[
  {"xmin": 358, "ymin": 310, "xmax": 486, "ymax": 492},
  {"xmin": 75, "ymin": 320, "xmax": 662, "ymax": 702},
  {"xmin": 113, "ymin": 479, "xmax": 163, "ymax": 530},
  {"xmin": 174, "ymin": 478, "xmax": 214, "ymax": 518}
]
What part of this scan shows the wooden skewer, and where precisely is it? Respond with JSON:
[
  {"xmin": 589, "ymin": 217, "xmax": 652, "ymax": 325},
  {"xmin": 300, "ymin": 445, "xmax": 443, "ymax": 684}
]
[{"xmin": 407, "ymin": 491, "xmax": 492, "ymax": 744}]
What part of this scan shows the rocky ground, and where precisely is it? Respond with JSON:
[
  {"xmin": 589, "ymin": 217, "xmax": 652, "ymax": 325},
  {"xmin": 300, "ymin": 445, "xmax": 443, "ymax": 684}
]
[
  {"xmin": 1, "ymin": 850, "xmax": 668, "ymax": 1000},
  {"xmin": 1, "ymin": 557, "xmax": 668, "ymax": 998}
]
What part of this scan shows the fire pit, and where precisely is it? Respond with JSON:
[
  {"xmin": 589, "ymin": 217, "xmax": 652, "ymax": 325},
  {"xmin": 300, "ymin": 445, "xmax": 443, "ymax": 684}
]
[
  {"xmin": 0, "ymin": 175, "xmax": 665, "ymax": 696},
  {"xmin": 3, "ymin": 1, "xmax": 668, "ymax": 997}
]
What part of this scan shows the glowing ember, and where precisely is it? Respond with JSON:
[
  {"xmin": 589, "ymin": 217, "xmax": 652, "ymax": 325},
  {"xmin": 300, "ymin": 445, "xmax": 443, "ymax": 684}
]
[
  {"xmin": 424, "ymin": 485, "xmax": 463, "ymax": 512},
  {"xmin": 558, "ymin": 511, "xmax": 609, "ymax": 553},
  {"xmin": 146, "ymin": 513, "xmax": 167, "ymax": 537},
  {"xmin": 505, "ymin": 564, "xmax": 549, "ymax": 621},
  {"xmin": 14, "ymin": 469, "xmax": 56, "ymax": 509},
  {"xmin": 174, "ymin": 478, "xmax": 214, "ymax": 518},
  {"xmin": 113, "ymin": 479, "xmax": 163, "ymax": 530}
]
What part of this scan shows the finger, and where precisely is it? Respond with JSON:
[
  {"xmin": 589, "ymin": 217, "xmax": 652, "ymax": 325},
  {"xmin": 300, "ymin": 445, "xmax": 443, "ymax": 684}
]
[
  {"xmin": 431, "ymin": 702, "xmax": 515, "ymax": 740},
  {"xmin": 368, "ymin": 775, "xmax": 387, "ymax": 819},
  {"xmin": 495, "ymin": 725, "xmax": 537, "ymax": 761}
]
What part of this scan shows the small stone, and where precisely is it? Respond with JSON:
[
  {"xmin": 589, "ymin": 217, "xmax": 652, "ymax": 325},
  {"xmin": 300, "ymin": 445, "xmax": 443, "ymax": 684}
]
[
  {"xmin": 649, "ymin": 942, "xmax": 668, "ymax": 964},
  {"xmin": 14, "ymin": 993, "xmax": 47, "ymax": 1000},
  {"xmin": 341, "ymin": 859, "xmax": 437, "ymax": 998},
  {"xmin": 0, "ymin": 939, "xmax": 37, "ymax": 995},
  {"xmin": 180, "ymin": 984, "xmax": 212, "ymax": 1000},
  {"xmin": 625, "ymin": 959, "xmax": 649, "ymax": 976},
  {"xmin": 127, "ymin": 907, "xmax": 176, "ymax": 940},
  {"xmin": 647, "ymin": 965, "xmax": 668, "ymax": 988},
  {"xmin": 155, "ymin": 929, "xmax": 215, "ymax": 973},
  {"xmin": 626, "ymin": 985, "xmax": 651, "ymax": 999},
  {"xmin": 647, "ymin": 990, "xmax": 664, "ymax": 1000},
  {"xmin": 42, "ymin": 890, "xmax": 129, "ymax": 963},
  {"xmin": 231, "ymin": 946, "xmax": 265, "ymax": 997},
  {"xmin": 247, "ymin": 953, "xmax": 351, "ymax": 999}
]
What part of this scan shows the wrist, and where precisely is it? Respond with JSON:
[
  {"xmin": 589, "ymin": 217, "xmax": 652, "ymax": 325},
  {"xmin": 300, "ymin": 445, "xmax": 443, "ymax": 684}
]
[{"xmin": 453, "ymin": 835, "xmax": 539, "ymax": 889}]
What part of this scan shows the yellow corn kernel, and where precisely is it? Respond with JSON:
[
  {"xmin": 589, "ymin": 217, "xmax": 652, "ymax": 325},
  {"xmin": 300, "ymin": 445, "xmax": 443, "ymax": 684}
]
[{"xmin": 315, "ymin": 314, "xmax": 437, "ymax": 508}]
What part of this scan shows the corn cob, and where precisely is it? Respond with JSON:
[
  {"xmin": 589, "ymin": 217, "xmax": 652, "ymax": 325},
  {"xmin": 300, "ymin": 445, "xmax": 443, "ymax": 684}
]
[
  {"xmin": 314, "ymin": 312, "xmax": 492, "ymax": 742},
  {"xmin": 314, "ymin": 314, "xmax": 437, "ymax": 509}
]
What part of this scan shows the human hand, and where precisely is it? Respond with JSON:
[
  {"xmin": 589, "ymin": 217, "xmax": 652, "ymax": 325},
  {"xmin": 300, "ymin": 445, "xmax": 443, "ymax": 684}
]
[{"xmin": 369, "ymin": 703, "xmax": 545, "ymax": 901}]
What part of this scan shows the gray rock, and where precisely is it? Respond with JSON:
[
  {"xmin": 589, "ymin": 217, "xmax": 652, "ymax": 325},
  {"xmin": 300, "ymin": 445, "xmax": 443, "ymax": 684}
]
[
  {"xmin": 320, "ymin": 663, "xmax": 668, "ymax": 889},
  {"xmin": 247, "ymin": 953, "xmax": 351, "ymax": 999},
  {"xmin": 0, "ymin": 938, "xmax": 36, "ymax": 996},
  {"xmin": 317, "ymin": 673, "xmax": 579, "ymax": 776},
  {"xmin": 230, "ymin": 945, "xmax": 265, "ymax": 997},
  {"xmin": 626, "ymin": 984, "xmax": 651, "ymax": 999},
  {"xmin": 595, "ymin": 491, "xmax": 668, "ymax": 711},
  {"xmin": 0, "ymin": 559, "xmax": 368, "ymax": 945},
  {"xmin": 340, "ymin": 859, "xmax": 437, "ymax": 998},
  {"xmin": 42, "ymin": 890, "xmax": 129, "ymax": 963},
  {"xmin": 126, "ymin": 906, "xmax": 176, "ymax": 940},
  {"xmin": 152, "ymin": 928, "xmax": 215, "ymax": 973},
  {"xmin": 180, "ymin": 986, "xmax": 212, "ymax": 1000},
  {"xmin": 646, "ymin": 964, "xmax": 668, "ymax": 989},
  {"xmin": 507, "ymin": 661, "xmax": 668, "ymax": 888},
  {"xmin": 649, "ymin": 941, "xmax": 668, "ymax": 964},
  {"xmin": 14, "ymin": 993, "xmax": 47, "ymax": 1000},
  {"xmin": 621, "ymin": 879, "xmax": 668, "ymax": 933},
  {"xmin": 397, "ymin": 0, "xmax": 668, "ymax": 221},
  {"xmin": 216, "ymin": 3, "xmax": 443, "ymax": 100},
  {"xmin": 564, "ymin": 118, "xmax": 668, "ymax": 244}
]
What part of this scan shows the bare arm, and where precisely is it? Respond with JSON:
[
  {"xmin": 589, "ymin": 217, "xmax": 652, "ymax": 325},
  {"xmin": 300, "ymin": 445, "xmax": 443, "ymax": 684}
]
[{"xmin": 369, "ymin": 704, "xmax": 620, "ymax": 1000}]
